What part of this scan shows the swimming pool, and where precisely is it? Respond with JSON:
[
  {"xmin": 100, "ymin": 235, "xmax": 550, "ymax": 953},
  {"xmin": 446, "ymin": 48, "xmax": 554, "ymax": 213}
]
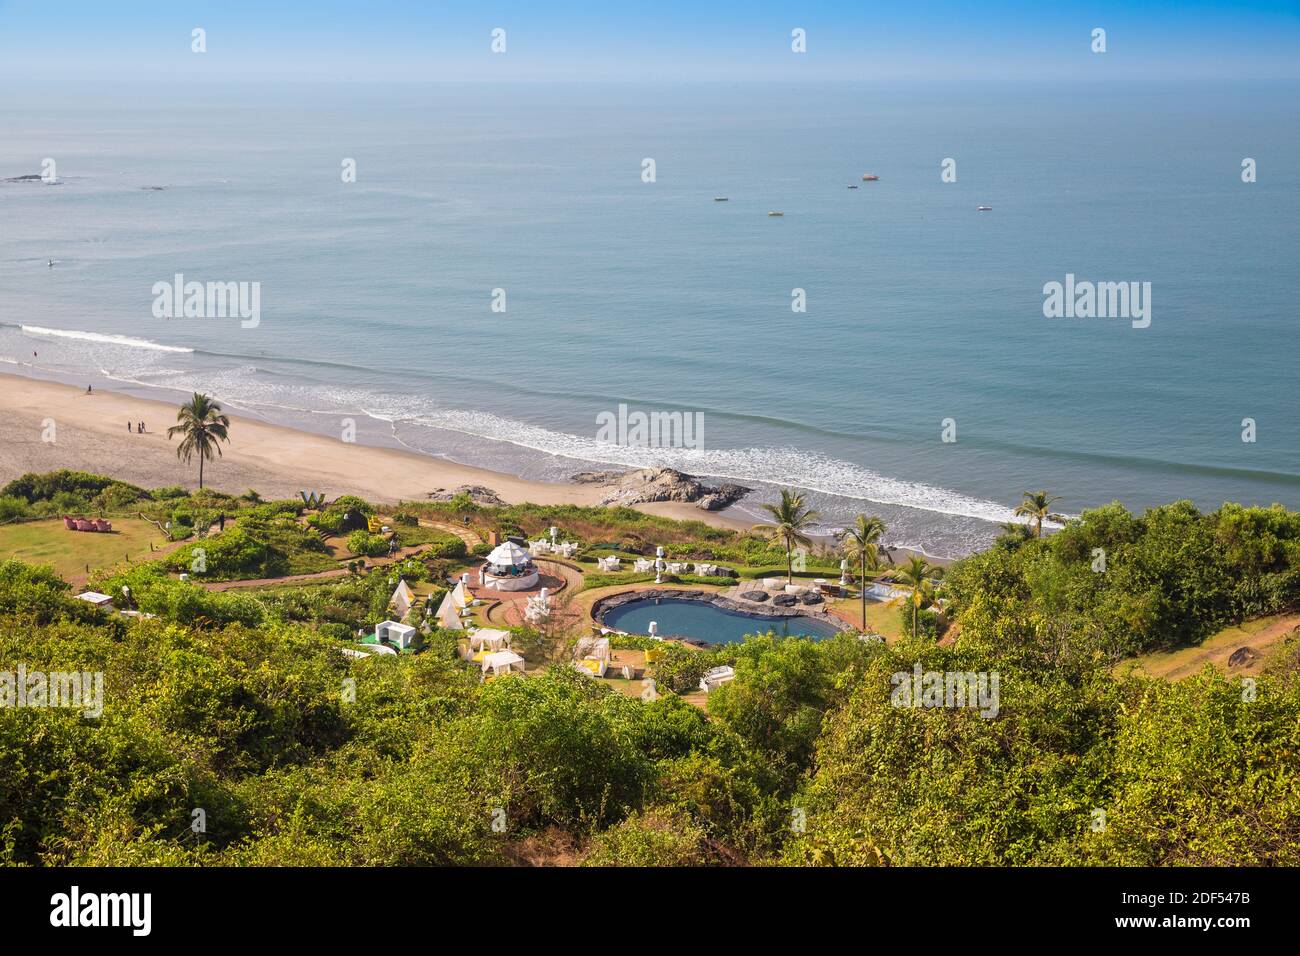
[{"xmin": 600, "ymin": 596, "xmax": 844, "ymax": 645}]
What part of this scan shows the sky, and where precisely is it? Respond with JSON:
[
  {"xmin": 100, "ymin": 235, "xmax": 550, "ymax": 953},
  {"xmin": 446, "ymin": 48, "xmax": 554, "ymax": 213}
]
[{"xmin": 0, "ymin": 0, "xmax": 1298, "ymax": 85}]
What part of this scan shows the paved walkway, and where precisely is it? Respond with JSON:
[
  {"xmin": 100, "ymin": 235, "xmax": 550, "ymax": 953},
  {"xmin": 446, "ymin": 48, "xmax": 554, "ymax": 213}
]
[{"xmin": 419, "ymin": 518, "xmax": 482, "ymax": 549}]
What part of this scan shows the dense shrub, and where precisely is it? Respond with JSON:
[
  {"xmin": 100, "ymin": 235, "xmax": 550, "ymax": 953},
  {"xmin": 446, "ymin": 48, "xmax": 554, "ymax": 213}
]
[
  {"xmin": 347, "ymin": 530, "xmax": 390, "ymax": 557},
  {"xmin": 899, "ymin": 605, "xmax": 940, "ymax": 639},
  {"xmin": 947, "ymin": 500, "xmax": 1300, "ymax": 662},
  {"xmin": 582, "ymin": 808, "xmax": 715, "ymax": 866},
  {"xmin": 652, "ymin": 645, "xmax": 722, "ymax": 695},
  {"xmin": 1, "ymin": 470, "xmax": 139, "ymax": 504}
]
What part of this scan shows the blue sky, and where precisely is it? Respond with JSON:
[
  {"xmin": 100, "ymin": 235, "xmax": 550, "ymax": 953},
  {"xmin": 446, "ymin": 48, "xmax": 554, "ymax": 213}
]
[{"xmin": 1, "ymin": 1, "xmax": 1298, "ymax": 83}]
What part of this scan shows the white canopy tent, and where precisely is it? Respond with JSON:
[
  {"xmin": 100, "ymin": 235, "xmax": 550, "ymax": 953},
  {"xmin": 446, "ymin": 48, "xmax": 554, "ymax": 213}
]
[
  {"xmin": 485, "ymin": 540, "xmax": 531, "ymax": 569},
  {"xmin": 481, "ymin": 650, "xmax": 525, "ymax": 678},
  {"xmin": 469, "ymin": 628, "xmax": 512, "ymax": 651},
  {"xmin": 571, "ymin": 635, "xmax": 611, "ymax": 678},
  {"xmin": 482, "ymin": 540, "xmax": 539, "ymax": 591}
]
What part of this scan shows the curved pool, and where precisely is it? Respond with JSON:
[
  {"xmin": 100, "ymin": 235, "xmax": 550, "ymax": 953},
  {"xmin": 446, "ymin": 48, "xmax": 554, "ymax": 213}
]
[{"xmin": 601, "ymin": 596, "xmax": 843, "ymax": 645}]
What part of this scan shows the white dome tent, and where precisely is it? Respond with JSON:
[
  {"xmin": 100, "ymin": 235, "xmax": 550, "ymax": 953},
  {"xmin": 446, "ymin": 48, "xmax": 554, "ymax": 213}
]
[{"xmin": 481, "ymin": 540, "xmax": 539, "ymax": 591}]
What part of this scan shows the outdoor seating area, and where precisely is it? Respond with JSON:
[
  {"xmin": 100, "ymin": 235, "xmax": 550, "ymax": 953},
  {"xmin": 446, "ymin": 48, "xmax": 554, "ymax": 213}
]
[
  {"xmin": 530, "ymin": 538, "xmax": 578, "ymax": 559},
  {"xmin": 596, "ymin": 556, "xmax": 622, "ymax": 572},
  {"xmin": 481, "ymin": 540, "xmax": 540, "ymax": 591},
  {"xmin": 63, "ymin": 516, "xmax": 113, "ymax": 533},
  {"xmin": 571, "ymin": 635, "xmax": 611, "ymax": 678},
  {"xmin": 457, "ymin": 627, "xmax": 514, "ymax": 663}
]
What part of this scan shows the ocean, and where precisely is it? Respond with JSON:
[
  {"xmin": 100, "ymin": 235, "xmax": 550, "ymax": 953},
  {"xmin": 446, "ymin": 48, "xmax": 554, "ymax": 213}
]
[{"xmin": 3, "ymin": 81, "xmax": 1298, "ymax": 557}]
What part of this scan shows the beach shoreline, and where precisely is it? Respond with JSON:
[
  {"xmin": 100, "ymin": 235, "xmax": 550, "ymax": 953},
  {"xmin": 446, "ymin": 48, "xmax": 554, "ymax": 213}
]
[{"xmin": 0, "ymin": 371, "xmax": 757, "ymax": 533}]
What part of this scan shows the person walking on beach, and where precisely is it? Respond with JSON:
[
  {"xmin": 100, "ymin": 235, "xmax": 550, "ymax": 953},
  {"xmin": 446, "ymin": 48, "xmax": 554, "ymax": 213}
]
[
  {"xmin": 86, "ymin": 385, "xmax": 92, "ymax": 394},
  {"xmin": 127, "ymin": 421, "xmax": 132, "ymax": 433}
]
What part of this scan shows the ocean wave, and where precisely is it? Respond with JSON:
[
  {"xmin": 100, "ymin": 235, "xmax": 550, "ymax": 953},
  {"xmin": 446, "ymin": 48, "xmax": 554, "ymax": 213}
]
[
  {"xmin": 19, "ymin": 325, "xmax": 194, "ymax": 353},
  {"xmin": 398, "ymin": 408, "xmax": 1024, "ymax": 526},
  {"xmin": 2, "ymin": 352, "xmax": 1026, "ymax": 531}
]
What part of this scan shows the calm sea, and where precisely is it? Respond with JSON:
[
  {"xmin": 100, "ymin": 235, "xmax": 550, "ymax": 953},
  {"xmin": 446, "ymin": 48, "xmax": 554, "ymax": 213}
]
[{"xmin": 3, "ymin": 81, "xmax": 1298, "ymax": 557}]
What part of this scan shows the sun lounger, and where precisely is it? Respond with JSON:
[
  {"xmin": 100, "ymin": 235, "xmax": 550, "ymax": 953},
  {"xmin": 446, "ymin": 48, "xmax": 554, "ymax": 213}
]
[
  {"xmin": 95, "ymin": 519, "xmax": 112, "ymax": 532},
  {"xmin": 75, "ymin": 519, "xmax": 95, "ymax": 531},
  {"xmin": 62, "ymin": 516, "xmax": 76, "ymax": 530}
]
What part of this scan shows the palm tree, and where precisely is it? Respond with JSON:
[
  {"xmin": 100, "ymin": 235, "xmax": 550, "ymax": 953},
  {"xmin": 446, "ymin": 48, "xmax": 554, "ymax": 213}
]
[
  {"xmin": 838, "ymin": 514, "xmax": 886, "ymax": 630},
  {"xmin": 755, "ymin": 489, "xmax": 821, "ymax": 585},
  {"xmin": 1014, "ymin": 490, "xmax": 1064, "ymax": 538},
  {"xmin": 167, "ymin": 393, "xmax": 231, "ymax": 489},
  {"xmin": 892, "ymin": 554, "xmax": 941, "ymax": 638},
  {"xmin": 997, "ymin": 519, "xmax": 1035, "ymax": 546}
]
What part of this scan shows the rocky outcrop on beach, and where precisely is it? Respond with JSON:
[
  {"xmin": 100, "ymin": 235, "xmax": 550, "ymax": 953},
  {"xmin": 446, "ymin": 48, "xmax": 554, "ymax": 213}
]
[
  {"xmin": 426, "ymin": 485, "xmax": 506, "ymax": 506},
  {"xmin": 570, "ymin": 467, "xmax": 751, "ymax": 511},
  {"xmin": 696, "ymin": 483, "xmax": 751, "ymax": 510}
]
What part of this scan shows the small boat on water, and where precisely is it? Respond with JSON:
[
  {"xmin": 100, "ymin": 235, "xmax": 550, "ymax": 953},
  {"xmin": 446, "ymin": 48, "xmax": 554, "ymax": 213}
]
[
  {"xmin": 847, "ymin": 184, "xmax": 859, "ymax": 189},
  {"xmin": 714, "ymin": 196, "xmax": 729, "ymax": 202},
  {"xmin": 977, "ymin": 205, "xmax": 992, "ymax": 211},
  {"xmin": 767, "ymin": 211, "xmax": 784, "ymax": 217},
  {"xmin": 862, "ymin": 173, "xmax": 880, "ymax": 181}
]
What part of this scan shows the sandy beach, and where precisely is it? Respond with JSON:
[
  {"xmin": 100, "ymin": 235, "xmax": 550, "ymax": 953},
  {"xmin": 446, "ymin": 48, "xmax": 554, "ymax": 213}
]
[{"xmin": 0, "ymin": 372, "xmax": 752, "ymax": 532}]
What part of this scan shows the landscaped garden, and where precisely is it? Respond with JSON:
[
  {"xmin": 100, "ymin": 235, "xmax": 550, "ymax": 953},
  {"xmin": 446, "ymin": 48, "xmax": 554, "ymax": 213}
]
[{"xmin": 5, "ymin": 470, "xmax": 1300, "ymax": 866}]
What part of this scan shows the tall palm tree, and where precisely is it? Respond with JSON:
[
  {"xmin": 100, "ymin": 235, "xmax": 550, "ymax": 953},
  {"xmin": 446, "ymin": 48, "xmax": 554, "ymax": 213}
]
[
  {"xmin": 167, "ymin": 393, "xmax": 230, "ymax": 489},
  {"xmin": 1014, "ymin": 490, "xmax": 1064, "ymax": 538},
  {"xmin": 755, "ymin": 489, "xmax": 821, "ymax": 585},
  {"xmin": 838, "ymin": 514, "xmax": 886, "ymax": 630},
  {"xmin": 893, "ymin": 554, "xmax": 940, "ymax": 638}
]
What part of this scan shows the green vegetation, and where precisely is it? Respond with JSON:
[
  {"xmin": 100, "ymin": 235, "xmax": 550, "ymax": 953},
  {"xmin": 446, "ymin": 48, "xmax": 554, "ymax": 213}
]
[
  {"xmin": 2, "ymin": 476, "xmax": 1299, "ymax": 867},
  {"xmin": 891, "ymin": 554, "xmax": 941, "ymax": 639},
  {"xmin": 402, "ymin": 499, "xmax": 846, "ymax": 574},
  {"xmin": 946, "ymin": 499, "xmax": 1300, "ymax": 661},
  {"xmin": 346, "ymin": 530, "xmax": 390, "ymax": 558},
  {"xmin": 166, "ymin": 516, "xmax": 336, "ymax": 580},
  {"xmin": 1014, "ymin": 490, "xmax": 1065, "ymax": 539},
  {"xmin": 309, "ymin": 496, "xmax": 373, "ymax": 535},
  {"xmin": 1, "ymin": 470, "xmax": 149, "ymax": 517}
]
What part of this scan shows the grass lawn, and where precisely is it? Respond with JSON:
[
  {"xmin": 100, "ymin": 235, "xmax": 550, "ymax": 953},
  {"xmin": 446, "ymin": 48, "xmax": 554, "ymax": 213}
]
[
  {"xmin": 0, "ymin": 518, "xmax": 171, "ymax": 583},
  {"xmin": 828, "ymin": 596, "xmax": 907, "ymax": 641},
  {"xmin": 1115, "ymin": 612, "xmax": 1300, "ymax": 681}
]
